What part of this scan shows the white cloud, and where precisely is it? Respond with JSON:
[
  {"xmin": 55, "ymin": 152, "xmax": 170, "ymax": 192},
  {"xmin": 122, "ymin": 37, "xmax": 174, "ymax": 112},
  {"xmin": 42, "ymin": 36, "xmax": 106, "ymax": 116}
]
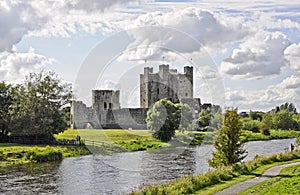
[
  {"xmin": 195, "ymin": 65, "xmax": 221, "ymax": 80},
  {"xmin": 284, "ymin": 43, "xmax": 300, "ymax": 73},
  {"xmin": 99, "ymin": 80, "xmax": 120, "ymax": 90},
  {"xmin": 0, "ymin": 1, "xmax": 47, "ymax": 52},
  {"xmin": 224, "ymin": 75, "xmax": 300, "ymax": 111},
  {"xmin": 0, "ymin": 47, "xmax": 55, "ymax": 83},
  {"xmin": 63, "ymin": 0, "xmax": 139, "ymax": 12},
  {"xmin": 220, "ymin": 31, "xmax": 291, "ymax": 80},
  {"xmin": 119, "ymin": 7, "xmax": 251, "ymax": 61},
  {"xmin": 0, "ymin": 0, "xmax": 142, "ymax": 51},
  {"xmin": 278, "ymin": 75, "xmax": 300, "ymax": 89}
]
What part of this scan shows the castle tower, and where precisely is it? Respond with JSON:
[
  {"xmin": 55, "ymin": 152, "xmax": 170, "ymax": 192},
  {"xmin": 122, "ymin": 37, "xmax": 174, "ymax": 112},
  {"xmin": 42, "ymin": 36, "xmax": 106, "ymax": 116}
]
[
  {"xmin": 92, "ymin": 90, "xmax": 120, "ymax": 112},
  {"xmin": 140, "ymin": 64, "xmax": 194, "ymax": 108}
]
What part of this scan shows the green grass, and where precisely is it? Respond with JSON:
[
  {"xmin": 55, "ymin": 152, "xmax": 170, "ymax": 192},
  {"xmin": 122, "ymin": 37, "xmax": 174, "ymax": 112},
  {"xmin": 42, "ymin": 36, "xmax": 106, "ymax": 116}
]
[
  {"xmin": 129, "ymin": 150, "xmax": 300, "ymax": 195},
  {"xmin": 55, "ymin": 129, "xmax": 215, "ymax": 151},
  {"xmin": 0, "ymin": 143, "xmax": 91, "ymax": 168},
  {"xmin": 241, "ymin": 129, "xmax": 300, "ymax": 142},
  {"xmin": 239, "ymin": 163, "xmax": 300, "ymax": 195},
  {"xmin": 55, "ymin": 129, "xmax": 168, "ymax": 151},
  {"xmin": 56, "ymin": 129, "xmax": 300, "ymax": 152}
]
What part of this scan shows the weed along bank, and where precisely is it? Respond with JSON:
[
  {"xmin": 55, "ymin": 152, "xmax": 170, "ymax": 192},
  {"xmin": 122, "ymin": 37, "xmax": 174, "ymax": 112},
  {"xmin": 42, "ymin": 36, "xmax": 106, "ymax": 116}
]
[{"xmin": 71, "ymin": 64, "xmax": 220, "ymax": 129}]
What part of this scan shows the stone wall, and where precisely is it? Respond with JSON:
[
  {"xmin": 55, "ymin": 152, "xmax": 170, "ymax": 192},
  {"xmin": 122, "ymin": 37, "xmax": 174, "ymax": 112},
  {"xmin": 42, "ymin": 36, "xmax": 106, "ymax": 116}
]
[
  {"xmin": 71, "ymin": 101, "xmax": 100, "ymax": 129},
  {"xmin": 140, "ymin": 64, "xmax": 193, "ymax": 108},
  {"xmin": 103, "ymin": 108, "xmax": 148, "ymax": 129}
]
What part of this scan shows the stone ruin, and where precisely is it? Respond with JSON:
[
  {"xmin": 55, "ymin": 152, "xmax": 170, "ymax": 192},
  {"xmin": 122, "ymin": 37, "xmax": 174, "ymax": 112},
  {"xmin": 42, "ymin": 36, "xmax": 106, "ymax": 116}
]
[{"xmin": 71, "ymin": 64, "xmax": 217, "ymax": 129}]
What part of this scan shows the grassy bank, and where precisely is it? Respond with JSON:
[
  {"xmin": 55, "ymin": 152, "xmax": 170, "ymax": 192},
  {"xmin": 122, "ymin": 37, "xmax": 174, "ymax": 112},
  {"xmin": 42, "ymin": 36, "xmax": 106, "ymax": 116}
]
[
  {"xmin": 241, "ymin": 129, "xmax": 300, "ymax": 142},
  {"xmin": 55, "ymin": 129, "xmax": 216, "ymax": 151},
  {"xmin": 0, "ymin": 143, "xmax": 91, "ymax": 168},
  {"xmin": 239, "ymin": 163, "xmax": 300, "ymax": 195},
  {"xmin": 55, "ymin": 129, "xmax": 168, "ymax": 151},
  {"xmin": 129, "ymin": 150, "xmax": 300, "ymax": 195},
  {"xmin": 55, "ymin": 129, "xmax": 300, "ymax": 151}
]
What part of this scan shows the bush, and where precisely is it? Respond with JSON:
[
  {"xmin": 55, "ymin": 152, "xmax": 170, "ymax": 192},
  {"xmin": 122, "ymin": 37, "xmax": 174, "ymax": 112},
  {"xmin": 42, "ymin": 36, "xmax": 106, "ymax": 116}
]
[
  {"xmin": 242, "ymin": 120, "xmax": 261, "ymax": 133},
  {"xmin": 26, "ymin": 148, "xmax": 62, "ymax": 162},
  {"xmin": 260, "ymin": 124, "xmax": 271, "ymax": 135}
]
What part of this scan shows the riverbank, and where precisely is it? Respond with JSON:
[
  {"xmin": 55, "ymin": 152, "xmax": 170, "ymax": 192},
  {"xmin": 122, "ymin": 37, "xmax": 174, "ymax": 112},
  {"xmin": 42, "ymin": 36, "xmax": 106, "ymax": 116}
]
[
  {"xmin": 0, "ymin": 143, "xmax": 91, "ymax": 168},
  {"xmin": 56, "ymin": 129, "xmax": 300, "ymax": 151},
  {"xmin": 239, "ymin": 162, "xmax": 300, "ymax": 194},
  {"xmin": 129, "ymin": 149, "xmax": 300, "ymax": 195}
]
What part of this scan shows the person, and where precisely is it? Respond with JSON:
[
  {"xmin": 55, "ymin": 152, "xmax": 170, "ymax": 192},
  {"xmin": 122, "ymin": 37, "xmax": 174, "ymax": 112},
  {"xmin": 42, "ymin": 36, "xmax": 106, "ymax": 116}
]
[{"xmin": 291, "ymin": 143, "xmax": 295, "ymax": 151}]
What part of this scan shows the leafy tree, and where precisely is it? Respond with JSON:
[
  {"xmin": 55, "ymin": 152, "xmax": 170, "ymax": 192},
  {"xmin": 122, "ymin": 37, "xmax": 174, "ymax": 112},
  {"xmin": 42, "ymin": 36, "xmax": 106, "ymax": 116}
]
[
  {"xmin": 9, "ymin": 71, "xmax": 72, "ymax": 143},
  {"xmin": 273, "ymin": 110, "xmax": 298, "ymax": 130},
  {"xmin": 146, "ymin": 99, "xmax": 181, "ymax": 142},
  {"xmin": 249, "ymin": 111, "xmax": 263, "ymax": 121},
  {"xmin": 209, "ymin": 109, "xmax": 247, "ymax": 168},
  {"xmin": 262, "ymin": 113, "xmax": 274, "ymax": 129},
  {"xmin": 0, "ymin": 82, "xmax": 13, "ymax": 141},
  {"xmin": 242, "ymin": 119, "xmax": 261, "ymax": 133},
  {"xmin": 210, "ymin": 109, "xmax": 222, "ymax": 130},
  {"xmin": 260, "ymin": 123, "xmax": 270, "ymax": 135},
  {"xmin": 178, "ymin": 104, "xmax": 193, "ymax": 131},
  {"xmin": 280, "ymin": 102, "xmax": 297, "ymax": 114},
  {"xmin": 198, "ymin": 108, "xmax": 212, "ymax": 130}
]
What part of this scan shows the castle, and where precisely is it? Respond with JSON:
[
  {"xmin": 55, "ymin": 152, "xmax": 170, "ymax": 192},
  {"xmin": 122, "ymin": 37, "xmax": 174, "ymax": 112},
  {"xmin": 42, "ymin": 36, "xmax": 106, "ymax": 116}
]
[{"xmin": 71, "ymin": 64, "xmax": 217, "ymax": 129}]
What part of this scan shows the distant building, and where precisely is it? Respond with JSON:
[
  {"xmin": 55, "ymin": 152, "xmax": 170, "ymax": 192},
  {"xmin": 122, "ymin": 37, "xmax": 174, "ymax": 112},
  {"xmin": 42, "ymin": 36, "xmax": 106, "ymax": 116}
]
[{"xmin": 71, "ymin": 64, "xmax": 219, "ymax": 129}]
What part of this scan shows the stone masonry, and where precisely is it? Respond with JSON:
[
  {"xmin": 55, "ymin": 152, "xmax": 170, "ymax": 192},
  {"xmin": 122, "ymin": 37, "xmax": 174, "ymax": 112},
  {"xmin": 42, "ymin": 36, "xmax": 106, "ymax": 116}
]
[{"xmin": 71, "ymin": 64, "xmax": 217, "ymax": 129}]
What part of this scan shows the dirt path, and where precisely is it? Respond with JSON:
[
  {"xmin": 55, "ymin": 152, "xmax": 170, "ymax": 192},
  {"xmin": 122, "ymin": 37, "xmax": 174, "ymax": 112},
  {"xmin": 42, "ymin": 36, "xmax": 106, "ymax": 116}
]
[{"xmin": 214, "ymin": 161, "xmax": 300, "ymax": 195}]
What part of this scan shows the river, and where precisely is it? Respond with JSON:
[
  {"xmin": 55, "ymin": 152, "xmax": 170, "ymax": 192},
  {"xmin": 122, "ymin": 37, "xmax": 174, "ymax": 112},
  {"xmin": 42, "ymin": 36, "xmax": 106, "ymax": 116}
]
[{"xmin": 0, "ymin": 138, "xmax": 294, "ymax": 194}]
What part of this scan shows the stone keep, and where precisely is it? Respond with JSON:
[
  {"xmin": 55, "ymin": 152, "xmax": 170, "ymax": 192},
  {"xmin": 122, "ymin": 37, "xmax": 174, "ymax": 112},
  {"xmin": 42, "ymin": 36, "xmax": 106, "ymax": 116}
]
[
  {"xmin": 70, "ymin": 64, "xmax": 219, "ymax": 129},
  {"xmin": 140, "ymin": 64, "xmax": 193, "ymax": 108}
]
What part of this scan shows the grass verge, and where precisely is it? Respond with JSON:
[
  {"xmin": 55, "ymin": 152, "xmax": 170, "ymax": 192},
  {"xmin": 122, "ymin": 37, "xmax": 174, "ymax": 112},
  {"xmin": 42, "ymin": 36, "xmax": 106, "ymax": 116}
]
[
  {"xmin": 55, "ymin": 129, "xmax": 216, "ymax": 151},
  {"xmin": 239, "ymin": 163, "xmax": 300, "ymax": 195},
  {"xmin": 0, "ymin": 143, "xmax": 91, "ymax": 168},
  {"xmin": 241, "ymin": 129, "xmax": 300, "ymax": 142},
  {"xmin": 129, "ymin": 149, "xmax": 300, "ymax": 195}
]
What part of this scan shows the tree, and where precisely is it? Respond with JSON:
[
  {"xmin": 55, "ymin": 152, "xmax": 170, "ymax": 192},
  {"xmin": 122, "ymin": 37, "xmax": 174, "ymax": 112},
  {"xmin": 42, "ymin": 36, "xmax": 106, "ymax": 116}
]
[
  {"xmin": 209, "ymin": 109, "xmax": 247, "ymax": 168},
  {"xmin": 198, "ymin": 108, "xmax": 212, "ymax": 130},
  {"xmin": 9, "ymin": 71, "xmax": 72, "ymax": 143},
  {"xmin": 273, "ymin": 110, "xmax": 298, "ymax": 130},
  {"xmin": 146, "ymin": 99, "xmax": 181, "ymax": 142},
  {"xmin": 280, "ymin": 102, "xmax": 297, "ymax": 114},
  {"xmin": 249, "ymin": 111, "xmax": 263, "ymax": 121},
  {"xmin": 0, "ymin": 82, "xmax": 13, "ymax": 141},
  {"xmin": 210, "ymin": 109, "xmax": 222, "ymax": 130},
  {"xmin": 178, "ymin": 104, "xmax": 193, "ymax": 131}
]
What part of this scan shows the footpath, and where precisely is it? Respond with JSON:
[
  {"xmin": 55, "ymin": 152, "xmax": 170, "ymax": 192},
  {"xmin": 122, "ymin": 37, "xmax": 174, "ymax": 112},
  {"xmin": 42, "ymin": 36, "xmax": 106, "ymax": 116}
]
[{"xmin": 214, "ymin": 161, "xmax": 300, "ymax": 195}]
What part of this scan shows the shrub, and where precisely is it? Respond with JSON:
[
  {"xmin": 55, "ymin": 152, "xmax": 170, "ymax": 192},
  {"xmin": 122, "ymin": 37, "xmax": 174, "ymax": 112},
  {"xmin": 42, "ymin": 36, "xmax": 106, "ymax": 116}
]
[
  {"xmin": 26, "ymin": 148, "xmax": 62, "ymax": 162},
  {"xmin": 260, "ymin": 123, "xmax": 271, "ymax": 135},
  {"xmin": 242, "ymin": 120, "xmax": 261, "ymax": 133}
]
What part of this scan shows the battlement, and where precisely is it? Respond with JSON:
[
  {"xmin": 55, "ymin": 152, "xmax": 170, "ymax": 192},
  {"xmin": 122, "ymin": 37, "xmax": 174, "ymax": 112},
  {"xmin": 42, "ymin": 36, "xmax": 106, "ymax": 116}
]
[{"xmin": 140, "ymin": 64, "xmax": 193, "ymax": 108}]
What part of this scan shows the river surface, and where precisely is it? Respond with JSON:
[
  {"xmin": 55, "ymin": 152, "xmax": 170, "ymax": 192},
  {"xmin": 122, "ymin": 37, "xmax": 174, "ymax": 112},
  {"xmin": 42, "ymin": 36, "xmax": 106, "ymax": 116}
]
[{"xmin": 0, "ymin": 138, "xmax": 294, "ymax": 194}]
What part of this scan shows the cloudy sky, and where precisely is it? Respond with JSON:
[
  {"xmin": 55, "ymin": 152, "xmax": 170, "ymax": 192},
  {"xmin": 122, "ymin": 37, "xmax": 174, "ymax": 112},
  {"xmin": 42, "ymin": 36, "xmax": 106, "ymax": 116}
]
[{"xmin": 1, "ymin": 0, "xmax": 300, "ymax": 111}]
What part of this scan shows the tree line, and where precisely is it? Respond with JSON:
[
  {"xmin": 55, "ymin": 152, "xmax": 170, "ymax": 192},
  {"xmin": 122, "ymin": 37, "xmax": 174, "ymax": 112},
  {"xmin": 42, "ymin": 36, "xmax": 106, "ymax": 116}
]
[
  {"xmin": 146, "ymin": 99, "xmax": 299, "ymax": 167},
  {"xmin": 0, "ymin": 71, "xmax": 72, "ymax": 144}
]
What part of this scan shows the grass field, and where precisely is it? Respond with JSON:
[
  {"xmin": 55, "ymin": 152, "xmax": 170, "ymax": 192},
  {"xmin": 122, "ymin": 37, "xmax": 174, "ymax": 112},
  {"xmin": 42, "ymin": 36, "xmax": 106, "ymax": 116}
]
[
  {"xmin": 55, "ymin": 129, "xmax": 168, "ymax": 151},
  {"xmin": 0, "ymin": 143, "xmax": 90, "ymax": 168},
  {"xmin": 55, "ymin": 128, "xmax": 300, "ymax": 151},
  {"xmin": 241, "ymin": 129, "xmax": 300, "ymax": 142},
  {"xmin": 239, "ymin": 163, "xmax": 300, "ymax": 195}
]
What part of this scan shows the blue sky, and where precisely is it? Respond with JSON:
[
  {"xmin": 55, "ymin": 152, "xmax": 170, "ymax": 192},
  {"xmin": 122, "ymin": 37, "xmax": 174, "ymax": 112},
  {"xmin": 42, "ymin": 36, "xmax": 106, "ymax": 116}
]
[{"xmin": 0, "ymin": 0, "xmax": 300, "ymax": 111}]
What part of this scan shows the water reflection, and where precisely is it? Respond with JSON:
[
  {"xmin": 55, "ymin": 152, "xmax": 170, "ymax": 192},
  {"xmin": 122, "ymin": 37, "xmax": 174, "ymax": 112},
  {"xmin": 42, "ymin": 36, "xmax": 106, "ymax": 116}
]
[{"xmin": 0, "ymin": 138, "xmax": 295, "ymax": 195}]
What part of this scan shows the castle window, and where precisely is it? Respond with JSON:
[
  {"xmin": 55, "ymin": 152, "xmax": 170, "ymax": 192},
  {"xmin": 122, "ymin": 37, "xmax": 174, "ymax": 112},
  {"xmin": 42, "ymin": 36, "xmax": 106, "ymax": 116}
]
[
  {"xmin": 157, "ymin": 88, "xmax": 159, "ymax": 95},
  {"xmin": 104, "ymin": 102, "xmax": 107, "ymax": 109},
  {"xmin": 185, "ymin": 93, "xmax": 188, "ymax": 97},
  {"xmin": 109, "ymin": 103, "xmax": 112, "ymax": 109}
]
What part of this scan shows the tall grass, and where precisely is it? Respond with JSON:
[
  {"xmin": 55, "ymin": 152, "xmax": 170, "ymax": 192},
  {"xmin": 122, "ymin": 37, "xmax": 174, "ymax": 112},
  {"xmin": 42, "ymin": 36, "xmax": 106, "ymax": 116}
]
[
  {"xmin": 130, "ymin": 149, "xmax": 300, "ymax": 195},
  {"xmin": 25, "ymin": 146, "xmax": 62, "ymax": 162}
]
